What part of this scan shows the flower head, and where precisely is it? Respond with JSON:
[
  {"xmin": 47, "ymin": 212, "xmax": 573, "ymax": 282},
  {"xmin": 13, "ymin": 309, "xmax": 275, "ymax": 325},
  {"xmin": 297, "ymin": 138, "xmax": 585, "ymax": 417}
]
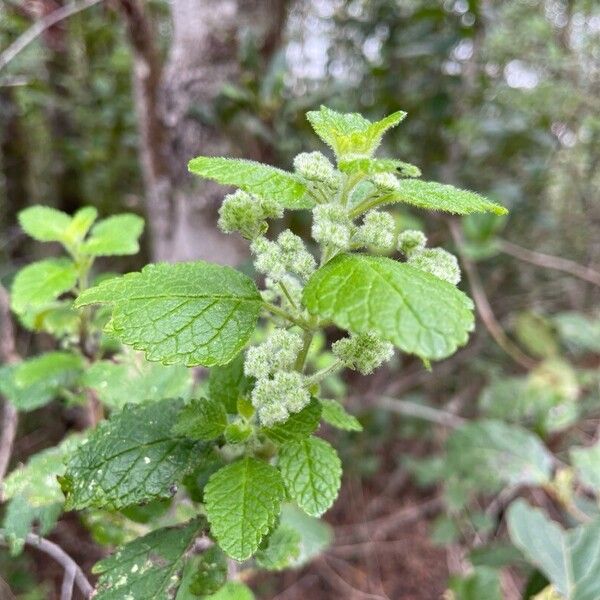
[
  {"xmin": 354, "ymin": 210, "xmax": 395, "ymax": 250},
  {"xmin": 244, "ymin": 329, "xmax": 304, "ymax": 380},
  {"xmin": 312, "ymin": 204, "xmax": 353, "ymax": 250},
  {"xmin": 332, "ymin": 332, "xmax": 394, "ymax": 375},
  {"xmin": 218, "ymin": 190, "xmax": 283, "ymax": 239},
  {"xmin": 251, "ymin": 371, "xmax": 311, "ymax": 426},
  {"xmin": 408, "ymin": 248, "xmax": 461, "ymax": 285},
  {"xmin": 397, "ymin": 229, "xmax": 427, "ymax": 257}
]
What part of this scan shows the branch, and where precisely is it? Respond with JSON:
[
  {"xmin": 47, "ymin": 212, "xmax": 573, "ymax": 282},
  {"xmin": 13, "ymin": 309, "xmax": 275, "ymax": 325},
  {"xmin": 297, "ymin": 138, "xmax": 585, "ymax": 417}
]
[
  {"xmin": 0, "ymin": 0, "xmax": 104, "ymax": 72},
  {"xmin": 0, "ymin": 531, "xmax": 94, "ymax": 598},
  {"xmin": 375, "ymin": 396, "xmax": 465, "ymax": 429},
  {"xmin": 449, "ymin": 220, "xmax": 537, "ymax": 370},
  {"xmin": 498, "ymin": 238, "xmax": 600, "ymax": 287}
]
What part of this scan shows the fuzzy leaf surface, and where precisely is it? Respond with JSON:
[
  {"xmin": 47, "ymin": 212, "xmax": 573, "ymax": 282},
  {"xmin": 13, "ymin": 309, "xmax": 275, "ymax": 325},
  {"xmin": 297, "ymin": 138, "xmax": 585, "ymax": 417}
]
[
  {"xmin": 303, "ymin": 254, "xmax": 474, "ymax": 360},
  {"xmin": 204, "ymin": 457, "xmax": 285, "ymax": 560},
  {"xmin": 262, "ymin": 399, "xmax": 322, "ymax": 444},
  {"xmin": 11, "ymin": 258, "xmax": 78, "ymax": 314},
  {"xmin": 338, "ymin": 157, "xmax": 421, "ymax": 178},
  {"xmin": 75, "ymin": 262, "xmax": 262, "ymax": 366},
  {"xmin": 62, "ymin": 400, "xmax": 200, "ymax": 510},
  {"xmin": 18, "ymin": 205, "xmax": 72, "ymax": 242},
  {"xmin": 278, "ymin": 436, "xmax": 341, "ymax": 517},
  {"xmin": 188, "ymin": 157, "xmax": 311, "ymax": 209},
  {"xmin": 172, "ymin": 398, "xmax": 228, "ymax": 441},
  {"xmin": 81, "ymin": 213, "xmax": 144, "ymax": 256},
  {"xmin": 92, "ymin": 519, "xmax": 204, "ymax": 599},
  {"xmin": 320, "ymin": 399, "xmax": 362, "ymax": 431}
]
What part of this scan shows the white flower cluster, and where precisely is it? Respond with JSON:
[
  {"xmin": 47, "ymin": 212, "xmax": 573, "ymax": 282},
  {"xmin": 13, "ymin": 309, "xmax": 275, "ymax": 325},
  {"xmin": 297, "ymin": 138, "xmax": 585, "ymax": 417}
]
[
  {"xmin": 332, "ymin": 332, "xmax": 394, "ymax": 375},
  {"xmin": 218, "ymin": 190, "xmax": 283, "ymax": 239},
  {"xmin": 354, "ymin": 210, "xmax": 396, "ymax": 250},
  {"xmin": 371, "ymin": 172, "xmax": 400, "ymax": 191},
  {"xmin": 251, "ymin": 230, "xmax": 316, "ymax": 283},
  {"xmin": 312, "ymin": 204, "xmax": 353, "ymax": 250},
  {"xmin": 398, "ymin": 229, "xmax": 460, "ymax": 285},
  {"xmin": 244, "ymin": 329, "xmax": 303, "ymax": 379},
  {"xmin": 294, "ymin": 152, "xmax": 340, "ymax": 190}
]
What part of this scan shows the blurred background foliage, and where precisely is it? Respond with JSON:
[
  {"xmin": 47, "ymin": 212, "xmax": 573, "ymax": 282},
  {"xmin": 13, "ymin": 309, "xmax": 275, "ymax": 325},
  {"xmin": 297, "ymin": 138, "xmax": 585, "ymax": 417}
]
[{"xmin": 1, "ymin": 0, "xmax": 599, "ymax": 598}]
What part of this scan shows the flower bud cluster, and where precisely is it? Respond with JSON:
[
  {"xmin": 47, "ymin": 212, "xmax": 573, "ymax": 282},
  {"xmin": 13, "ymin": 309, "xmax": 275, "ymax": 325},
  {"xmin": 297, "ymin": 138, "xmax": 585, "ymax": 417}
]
[
  {"xmin": 251, "ymin": 371, "xmax": 311, "ymax": 426},
  {"xmin": 332, "ymin": 332, "xmax": 394, "ymax": 375},
  {"xmin": 218, "ymin": 190, "xmax": 283, "ymax": 239},
  {"xmin": 354, "ymin": 210, "xmax": 395, "ymax": 250},
  {"xmin": 408, "ymin": 248, "xmax": 461, "ymax": 285},
  {"xmin": 244, "ymin": 329, "xmax": 303, "ymax": 380},
  {"xmin": 397, "ymin": 229, "xmax": 427, "ymax": 256},
  {"xmin": 371, "ymin": 172, "xmax": 400, "ymax": 191},
  {"xmin": 251, "ymin": 231, "xmax": 316, "ymax": 283},
  {"xmin": 312, "ymin": 204, "xmax": 354, "ymax": 250},
  {"xmin": 294, "ymin": 152, "xmax": 340, "ymax": 189}
]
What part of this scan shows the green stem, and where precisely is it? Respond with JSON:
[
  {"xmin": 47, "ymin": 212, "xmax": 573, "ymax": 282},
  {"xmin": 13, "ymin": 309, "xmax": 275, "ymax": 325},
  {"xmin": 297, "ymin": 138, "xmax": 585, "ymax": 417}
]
[
  {"xmin": 277, "ymin": 281, "xmax": 297, "ymax": 309},
  {"xmin": 349, "ymin": 191, "xmax": 395, "ymax": 219},
  {"xmin": 294, "ymin": 328, "xmax": 314, "ymax": 372},
  {"xmin": 262, "ymin": 302, "xmax": 309, "ymax": 330},
  {"xmin": 305, "ymin": 360, "xmax": 342, "ymax": 386}
]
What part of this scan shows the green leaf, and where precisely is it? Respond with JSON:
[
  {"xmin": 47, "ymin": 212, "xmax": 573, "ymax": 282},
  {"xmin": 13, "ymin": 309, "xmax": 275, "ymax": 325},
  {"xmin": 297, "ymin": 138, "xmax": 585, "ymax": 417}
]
[
  {"xmin": 278, "ymin": 436, "xmax": 342, "ymax": 517},
  {"xmin": 255, "ymin": 524, "xmax": 301, "ymax": 571},
  {"xmin": 64, "ymin": 206, "xmax": 98, "ymax": 244},
  {"xmin": 204, "ymin": 457, "xmax": 285, "ymax": 560},
  {"xmin": 320, "ymin": 399, "xmax": 362, "ymax": 431},
  {"xmin": 10, "ymin": 258, "xmax": 78, "ymax": 314},
  {"xmin": 263, "ymin": 398, "xmax": 322, "ymax": 444},
  {"xmin": 338, "ymin": 157, "xmax": 421, "ymax": 178},
  {"xmin": 82, "ymin": 358, "xmax": 192, "ymax": 411},
  {"xmin": 448, "ymin": 567, "xmax": 502, "ymax": 600},
  {"xmin": 379, "ymin": 179, "xmax": 507, "ymax": 215},
  {"xmin": 172, "ymin": 398, "xmax": 227, "ymax": 441},
  {"xmin": 507, "ymin": 500, "xmax": 600, "ymax": 600},
  {"xmin": 307, "ymin": 105, "xmax": 406, "ymax": 159},
  {"xmin": 571, "ymin": 444, "xmax": 600, "ymax": 492},
  {"xmin": 446, "ymin": 420, "xmax": 553, "ymax": 493},
  {"xmin": 75, "ymin": 262, "xmax": 262, "ymax": 367},
  {"xmin": 18, "ymin": 205, "xmax": 71, "ymax": 242},
  {"xmin": 553, "ymin": 312, "xmax": 600, "ymax": 354},
  {"xmin": 203, "ymin": 582, "xmax": 255, "ymax": 600},
  {"xmin": 209, "ymin": 353, "xmax": 251, "ymax": 413},
  {"xmin": 303, "ymin": 253, "xmax": 474, "ymax": 360},
  {"xmin": 279, "ymin": 504, "xmax": 332, "ymax": 566},
  {"xmin": 187, "ymin": 547, "xmax": 227, "ymax": 596},
  {"xmin": 188, "ymin": 156, "xmax": 312, "ymax": 209},
  {"xmin": 92, "ymin": 519, "xmax": 204, "ymax": 599},
  {"xmin": 81, "ymin": 214, "xmax": 144, "ymax": 256},
  {"xmin": 62, "ymin": 400, "xmax": 201, "ymax": 510}
]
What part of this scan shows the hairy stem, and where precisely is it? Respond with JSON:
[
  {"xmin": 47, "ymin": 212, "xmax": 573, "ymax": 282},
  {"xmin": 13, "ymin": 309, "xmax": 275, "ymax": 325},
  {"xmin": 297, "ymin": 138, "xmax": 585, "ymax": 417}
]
[{"xmin": 262, "ymin": 302, "xmax": 309, "ymax": 330}]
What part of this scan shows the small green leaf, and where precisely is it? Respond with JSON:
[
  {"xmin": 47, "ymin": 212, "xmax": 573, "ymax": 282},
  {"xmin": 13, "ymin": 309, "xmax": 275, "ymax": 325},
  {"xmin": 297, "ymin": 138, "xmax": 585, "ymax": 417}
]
[
  {"xmin": 278, "ymin": 436, "xmax": 342, "ymax": 517},
  {"xmin": 204, "ymin": 457, "xmax": 285, "ymax": 560},
  {"xmin": 75, "ymin": 262, "xmax": 262, "ymax": 367},
  {"xmin": 173, "ymin": 398, "xmax": 227, "ymax": 441},
  {"xmin": 303, "ymin": 254, "xmax": 474, "ymax": 360},
  {"xmin": 188, "ymin": 156, "xmax": 312, "ymax": 209},
  {"xmin": 62, "ymin": 400, "xmax": 201, "ymax": 510},
  {"xmin": 188, "ymin": 546, "xmax": 227, "ymax": 596},
  {"xmin": 263, "ymin": 399, "xmax": 322, "ymax": 444},
  {"xmin": 11, "ymin": 258, "xmax": 78, "ymax": 314},
  {"xmin": 92, "ymin": 519, "xmax": 204, "ymax": 599},
  {"xmin": 571, "ymin": 443, "xmax": 600, "ymax": 492},
  {"xmin": 338, "ymin": 157, "xmax": 421, "ymax": 178},
  {"xmin": 507, "ymin": 500, "xmax": 600, "ymax": 600},
  {"xmin": 203, "ymin": 582, "xmax": 255, "ymax": 600},
  {"xmin": 224, "ymin": 422, "xmax": 252, "ymax": 444},
  {"xmin": 380, "ymin": 179, "xmax": 508, "ymax": 215},
  {"xmin": 209, "ymin": 353, "xmax": 252, "ymax": 413},
  {"xmin": 320, "ymin": 399, "xmax": 362, "ymax": 431},
  {"xmin": 448, "ymin": 566, "xmax": 502, "ymax": 600},
  {"xmin": 307, "ymin": 106, "xmax": 406, "ymax": 159},
  {"xmin": 64, "ymin": 206, "xmax": 98, "ymax": 244},
  {"xmin": 255, "ymin": 524, "xmax": 301, "ymax": 571},
  {"xmin": 81, "ymin": 213, "xmax": 144, "ymax": 256},
  {"xmin": 18, "ymin": 205, "xmax": 71, "ymax": 242}
]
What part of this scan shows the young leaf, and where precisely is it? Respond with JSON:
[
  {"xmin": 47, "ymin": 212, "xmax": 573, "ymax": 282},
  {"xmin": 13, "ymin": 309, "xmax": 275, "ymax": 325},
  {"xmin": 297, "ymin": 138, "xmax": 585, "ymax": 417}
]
[
  {"xmin": 188, "ymin": 156, "xmax": 312, "ymax": 209},
  {"xmin": 18, "ymin": 205, "xmax": 71, "ymax": 242},
  {"xmin": 262, "ymin": 398, "xmax": 322, "ymax": 444},
  {"xmin": 380, "ymin": 179, "xmax": 508, "ymax": 215},
  {"xmin": 92, "ymin": 519, "xmax": 204, "ymax": 599},
  {"xmin": 209, "ymin": 353, "xmax": 252, "ymax": 413},
  {"xmin": 64, "ymin": 206, "xmax": 98, "ymax": 244},
  {"xmin": 306, "ymin": 106, "xmax": 406, "ymax": 159},
  {"xmin": 75, "ymin": 262, "xmax": 262, "ymax": 367},
  {"xmin": 320, "ymin": 399, "xmax": 362, "ymax": 432},
  {"xmin": 204, "ymin": 457, "xmax": 285, "ymax": 560},
  {"xmin": 10, "ymin": 258, "xmax": 78, "ymax": 314},
  {"xmin": 62, "ymin": 400, "xmax": 201, "ymax": 510},
  {"xmin": 446, "ymin": 420, "xmax": 553, "ymax": 493},
  {"xmin": 507, "ymin": 500, "xmax": 600, "ymax": 600},
  {"xmin": 303, "ymin": 254, "xmax": 474, "ymax": 360},
  {"xmin": 278, "ymin": 436, "xmax": 342, "ymax": 517},
  {"xmin": 172, "ymin": 398, "xmax": 228, "ymax": 441},
  {"xmin": 338, "ymin": 157, "xmax": 421, "ymax": 178},
  {"xmin": 81, "ymin": 213, "xmax": 144, "ymax": 256},
  {"xmin": 255, "ymin": 524, "xmax": 301, "ymax": 571}
]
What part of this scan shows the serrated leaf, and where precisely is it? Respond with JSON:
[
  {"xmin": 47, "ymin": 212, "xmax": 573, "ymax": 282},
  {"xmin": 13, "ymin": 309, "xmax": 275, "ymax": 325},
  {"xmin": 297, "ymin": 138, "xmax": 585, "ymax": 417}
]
[
  {"xmin": 82, "ymin": 358, "xmax": 192, "ymax": 411},
  {"xmin": 92, "ymin": 519, "xmax": 204, "ymax": 600},
  {"xmin": 306, "ymin": 106, "xmax": 405, "ymax": 159},
  {"xmin": 62, "ymin": 400, "xmax": 201, "ymax": 510},
  {"xmin": 338, "ymin": 157, "xmax": 421, "ymax": 178},
  {"xmin": 81, "ymin": 214, "xmax": 144, "ymax": 256},
  {"xmin": 188, "ymin": 156, "xmax": 312, "ymax": 209},
  {"xmin": 303, "ymin": 254, "xmax": 474, "ymax": 360},
  {"xmin": 255, "ymin": 524, "xmax": 301, "ymax": 571},
  {"xmin": 204, "ymin": 457, "xmax": 285, "ymax": 560},
  {"xmin": 507, "ymin": 500, "xmax": 600, "ymax": 600},
  {"xmin": 446, "ymin": 420, "xmax": 553, "ymax": 493},
  {"xmin": 263, "ymin": 398, "xmax": 322, "ymax": 444},
  {"xmin": 278, "ymin": 436, "xmax": 341, "ymax": 517},
  {"xmin": 379, "ymin": 179, "xmax": 507, "ymax": 215},
  {"xmin": 173, "ymin": 398, "xmax": 227, "ymax": 441},
  {"xmin": 279, "ymin": 504, "xmax": 332, "ymax": 566},
  {"xmin": 209, "ymin": 353, "xmax": 252, "ymax": 413},
  {"xmin": 320, "ymin": 399, "xmax": 362, "ymax": 431},
  {"xmin": 75, "ymin": 262, "xmax": 262, "ymax": 367},
  {"xmin": 10, "ymin": 258, "xmax": 78, "ymax": 314},
  {"xmin": 18, "ymin": 205, "xmax": 71, "ymax": 242},
  {"xmin": 570, "ymin": 443, "xmax": 600, "ymax": 492}
]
